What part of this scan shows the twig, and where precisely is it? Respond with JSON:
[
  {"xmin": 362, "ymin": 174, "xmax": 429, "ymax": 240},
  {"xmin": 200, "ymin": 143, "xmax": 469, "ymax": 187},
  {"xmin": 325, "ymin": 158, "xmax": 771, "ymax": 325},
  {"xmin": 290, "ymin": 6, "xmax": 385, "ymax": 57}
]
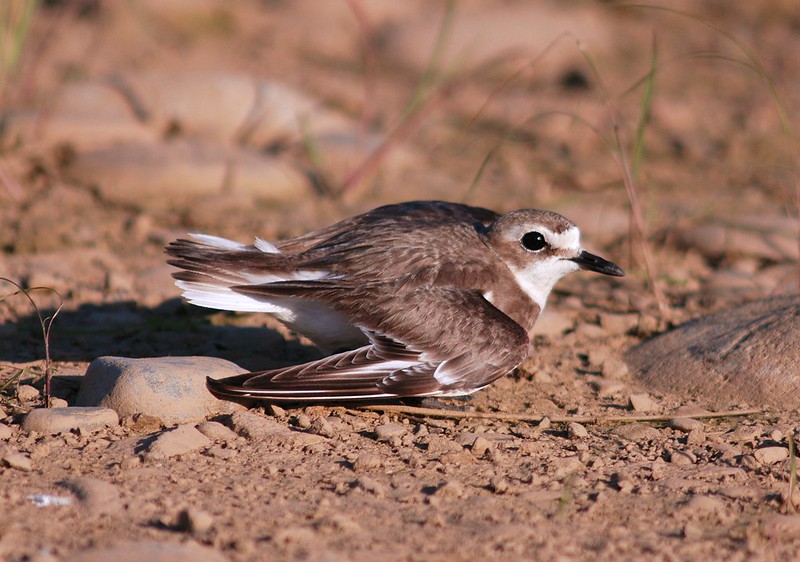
[
  {"xmin": 357, "ymin": 404, "xmax": 762, "ymax": 424},
  {"xmin": 0, "ymin": 278, "xmax": 62, "ymax": 407},
  {"xmin": 787, "ymin": 431, "xmax": 797, "ymax": 514}
]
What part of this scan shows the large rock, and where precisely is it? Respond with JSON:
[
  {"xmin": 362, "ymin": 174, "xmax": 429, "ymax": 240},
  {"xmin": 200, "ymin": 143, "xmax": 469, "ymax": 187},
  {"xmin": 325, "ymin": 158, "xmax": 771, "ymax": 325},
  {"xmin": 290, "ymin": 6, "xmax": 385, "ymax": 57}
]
[
  {"xmin": 626, "ymin": 295, "xmax": 800, "ymax": 410},
  {"xmin": 76, "ymin": 356, "xmax": 246, "ymax": 424}
]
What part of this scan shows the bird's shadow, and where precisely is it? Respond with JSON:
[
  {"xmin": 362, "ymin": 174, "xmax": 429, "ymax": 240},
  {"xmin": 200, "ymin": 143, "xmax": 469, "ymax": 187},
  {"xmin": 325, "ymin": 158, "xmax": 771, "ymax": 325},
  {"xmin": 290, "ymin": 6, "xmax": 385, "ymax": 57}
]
[{"xmin": 0, "ymin": 297, "xmax": 322, "ymax": 372}]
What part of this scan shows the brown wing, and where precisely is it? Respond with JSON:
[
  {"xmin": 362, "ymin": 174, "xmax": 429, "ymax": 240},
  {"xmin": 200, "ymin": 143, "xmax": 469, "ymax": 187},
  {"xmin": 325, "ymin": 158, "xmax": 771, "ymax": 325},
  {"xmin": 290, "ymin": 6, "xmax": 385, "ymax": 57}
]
[{"xmin": 207, "ymin": 282, "xmax": 529, "ymax": 401}]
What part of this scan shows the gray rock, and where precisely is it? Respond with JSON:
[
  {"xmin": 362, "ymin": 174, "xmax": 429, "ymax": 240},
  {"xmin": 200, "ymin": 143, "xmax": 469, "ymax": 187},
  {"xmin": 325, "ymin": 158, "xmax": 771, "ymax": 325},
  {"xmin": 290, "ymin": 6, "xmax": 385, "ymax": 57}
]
[
  {"xmin": 627, "ymin": 295, "xmax": 800, "ymax": 409},
  {"xmin": 374, "ymin": 423, "xmax": 407, "ymax": 442},
  {"xmin": 76, "ymin": 356, "xmax": 246, "ymax": 424},
  {"xmin": 61, "ymin": 541, "xmax": 228, "ymax": 562},
  {"xmin": 144, "ymin": 425, "xmax": 211, "ymax": 460},
  {"xmin": 22, "ymin": 407, "xmax": 119, "ymax": 435},
  {"xmin": 60, "ymin": 477, "xmax": 123, "ymax": 517}
]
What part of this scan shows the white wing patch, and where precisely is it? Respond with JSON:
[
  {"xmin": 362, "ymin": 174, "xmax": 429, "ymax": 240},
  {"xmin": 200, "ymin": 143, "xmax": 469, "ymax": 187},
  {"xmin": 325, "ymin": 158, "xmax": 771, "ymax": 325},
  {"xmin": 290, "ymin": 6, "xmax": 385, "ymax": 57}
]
[{"xmin": 188, "ymin": 233, "xmax": 247, "ymax": 250}]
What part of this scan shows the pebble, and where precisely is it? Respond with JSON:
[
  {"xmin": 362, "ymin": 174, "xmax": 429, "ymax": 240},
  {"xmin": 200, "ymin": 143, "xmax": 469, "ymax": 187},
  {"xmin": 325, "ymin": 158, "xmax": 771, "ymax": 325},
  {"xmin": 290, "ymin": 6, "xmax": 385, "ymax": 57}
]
[
  {"xmin": 601, "ymin": 357, "xmax": 630, "ymax": 379},
  {"xmin": 196, "ymin": 421, "xmax": 239, "ymax": 443},
  {"xmin": 1, "ymin": 448, "xmax": 32, "ymax": 471},
  {"xmin": 471, "ymin": 436, "xmax": 493, "ymax": 458},
  {"xmin": 753, "ymin": 446, "xmax": 788, "ymax": 465},
  {"xmin": 352, "ymin": 453, "xmax": 382, "ymax": 471},
  {"xmin": 669, "ymin": 417, "xmax": 704, "ymax": 432},
  {"xmin": 374, "ymin": 423, "xmax": 407, "ymax": 442},
  {"xmin": 49, "ymin": 397, "xmax": 69, "ymax": 408},
  {"xmin": 229, "ymin": 411, "xmax": 290, "ymax": 440},
  {"xmin": 308, "ymin": 416, "xmax": 336, "ymax": 438},
  {"xmin": 568, "ymin": 422, "xmax": 589, "ymax": 439},
  {"xmin": 294, "ymin": 414, "xmax": 312, "ymax": 429},
  {"xmin": 144, "ymin": 425, "xmax": 211, "ymax": 460},
  {"xmin": 0, "ymin": 423, "xmax": 13, "ymax": 440},
  {"xmin": 22, "ymin": 407, "xmax": 119, "ymax": 435},
  {"xmin": 60, "ymin": 477, "xmax": 123, "ymax": 517},
  {"xmin": 612, "ymin": 424, "xmax": 662, "ymax": 443},
  {"xmin": 594, "ymin": 378, "xmax": 626, "ymax": 397},
  {"xmin": 176, "ymin": 507, "xmax": 214, "ymax": 534},
  {"xmin": 629, "ymin": 393, "xmax": 658, "ymax": 413},
  {"xmin": 61, "ymin": 540, "xmax": 228, "ymax": 562},
  {"xmin": 435, "ymin": 480, "xmax": 466, "ymax": 499},
  {"xmin": 551, "ymin": 455, "xmax": 584, "ymax": 478},
  {"xmin": 670, "ymin": 451, "xmax": 696, "ymax": 465},
  {"xmin": 16, "ymin": 385, "xmax": 40, "ymax": 401},
  {"xmin": 76, "ymin": 356, "xmax": 246, "ymax": 424}
]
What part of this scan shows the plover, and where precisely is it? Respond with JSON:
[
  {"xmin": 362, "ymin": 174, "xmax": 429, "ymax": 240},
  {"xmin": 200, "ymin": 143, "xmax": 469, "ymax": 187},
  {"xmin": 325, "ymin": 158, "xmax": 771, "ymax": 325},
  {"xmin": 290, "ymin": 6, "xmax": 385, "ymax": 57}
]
[{"xmin": 166, "ymin": 200, "xmax": 623, "ymax": 402}]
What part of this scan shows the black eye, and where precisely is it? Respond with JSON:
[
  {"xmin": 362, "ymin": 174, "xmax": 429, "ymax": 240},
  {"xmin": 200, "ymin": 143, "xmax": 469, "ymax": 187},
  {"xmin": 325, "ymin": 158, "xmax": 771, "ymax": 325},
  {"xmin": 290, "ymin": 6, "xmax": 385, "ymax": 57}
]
[{"xmin": 521, "ymin": 231, "xmax": 547, "ymax": 252}]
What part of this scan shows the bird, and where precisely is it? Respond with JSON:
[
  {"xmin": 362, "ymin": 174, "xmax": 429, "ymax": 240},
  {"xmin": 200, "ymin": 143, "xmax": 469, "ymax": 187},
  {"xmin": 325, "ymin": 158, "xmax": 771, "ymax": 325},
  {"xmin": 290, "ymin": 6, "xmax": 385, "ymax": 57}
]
[{"xmin": 165, "ymin": 200, "xmax": 624, "ymax": 402}]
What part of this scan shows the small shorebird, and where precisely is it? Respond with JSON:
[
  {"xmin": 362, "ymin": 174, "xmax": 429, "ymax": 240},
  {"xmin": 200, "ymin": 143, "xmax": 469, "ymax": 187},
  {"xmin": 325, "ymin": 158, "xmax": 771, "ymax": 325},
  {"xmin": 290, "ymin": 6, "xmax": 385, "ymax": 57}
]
[{"xmin": 166, "ymin": 201, "xmax": 623, "ymax": 402}]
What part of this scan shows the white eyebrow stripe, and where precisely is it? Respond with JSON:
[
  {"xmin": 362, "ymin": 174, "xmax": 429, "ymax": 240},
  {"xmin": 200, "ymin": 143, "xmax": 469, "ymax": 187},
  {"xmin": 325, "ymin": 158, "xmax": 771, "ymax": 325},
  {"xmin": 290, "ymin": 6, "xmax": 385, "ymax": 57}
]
[{"xmin": 542, "ymin": 226, "xmax": 580, "ymax": 249}]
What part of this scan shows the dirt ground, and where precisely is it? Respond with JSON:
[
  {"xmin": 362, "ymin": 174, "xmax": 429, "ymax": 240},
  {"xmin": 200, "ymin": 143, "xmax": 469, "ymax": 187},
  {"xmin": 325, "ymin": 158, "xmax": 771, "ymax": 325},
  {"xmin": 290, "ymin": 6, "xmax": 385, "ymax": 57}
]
[{"xmin": 1, "ymin": 1, "xmax": 799, "ymax": 561}]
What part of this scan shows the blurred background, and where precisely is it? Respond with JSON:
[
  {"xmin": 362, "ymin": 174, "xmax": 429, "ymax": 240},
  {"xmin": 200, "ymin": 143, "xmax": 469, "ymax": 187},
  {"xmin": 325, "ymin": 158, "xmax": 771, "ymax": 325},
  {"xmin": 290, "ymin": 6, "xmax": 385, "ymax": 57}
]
[{"xmin": 0, "ymin": 0, "xmax": 798, "ymax": 347}]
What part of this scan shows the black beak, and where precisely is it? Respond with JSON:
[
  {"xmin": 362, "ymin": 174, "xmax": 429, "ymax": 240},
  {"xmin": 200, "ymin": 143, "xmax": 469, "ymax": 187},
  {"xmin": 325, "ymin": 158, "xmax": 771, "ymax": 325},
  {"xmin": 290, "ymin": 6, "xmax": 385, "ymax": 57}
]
[{"xmin": 570, "ymin": 250, "xmax": 625, "ymax": 277}]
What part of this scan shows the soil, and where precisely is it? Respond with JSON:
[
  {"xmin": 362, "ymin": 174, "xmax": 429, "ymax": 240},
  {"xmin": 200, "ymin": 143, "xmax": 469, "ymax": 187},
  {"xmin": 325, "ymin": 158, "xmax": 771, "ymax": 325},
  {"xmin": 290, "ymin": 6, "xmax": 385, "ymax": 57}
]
[{"xmin": 1, "ymin": 2, "xmax": 799, "ymax": 561}]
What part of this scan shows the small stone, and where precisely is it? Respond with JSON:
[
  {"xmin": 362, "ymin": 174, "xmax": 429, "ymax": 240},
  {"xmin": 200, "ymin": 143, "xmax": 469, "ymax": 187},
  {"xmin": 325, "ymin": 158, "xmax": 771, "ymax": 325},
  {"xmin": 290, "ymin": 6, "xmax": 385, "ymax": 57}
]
[
  {"xmin": 22, "ymin": 407, "xmax": 119, "ymax": 435},
  {"xmin": 0, "ymin": 423, "xmax": 13, "ymax": 440},
  {"xmin": 176, "ymin": 507, "xmax": 214, "ymax": 534},
  {"xmin": 352, "ymin": 453, "xmax": 382, "ymax": 471},
  {"xmin": 196, "ymin": 421, "xmax": 238, "ymax": 442},
  {"xmin": 374, "ymin": 423, "xmax": 407, "ymax": 442},
  {"xmin": 753, "ymin": 446, "xmax": 788, "ymax": 465},
  {"xmin": 489, "ymin": 477, "xmax": 509, "ymax": 494},
  {"xmin": 267, "ymin": 404, "xmax": 286, "ymax": 417},
  {"xmin": 60, "ymin": 477, "xmax": 122, "ymax": 517},
  {"xmin": 601, "ymin": 357, "xmax": 630, "ymax": 378},
  {"xmin": 568, "ymin": 422, "xmax": 589, "ymax": 439},
  {"xmin": 669, "ymin": 417, "xmax": 703, "ymax": 432},
  {"xmin": 16, "ymin": 385, "xmax": 40, "ymax": 401},
  {"xmin": 594, "ymin": 378, "xmax": 626, "ymax": 397},
  {"xmin": 229, "ymin": 411, "xmax": 289, "ymax": 440},
  {"xmin": 295, "ymin": 414, "xmax": 311, "ymax": 429},
  {"xmin": 538, "ymin": 417, "xmax": 552, "ymax": 430},
  {"xmin": 612, "ymin": 424, "xmax": 661, "ymax": 443},
  {"xmin": 308, "ymin": 416, "xmax": 335, "ymax": 438},
  {"xmin": 551, "ymin": 455, "xmax": 584, "ymax": 478},
  {"xmin": 435, "ymin": 480, "xmax": 465, "ymax": 498},
  {"xmin": 49, "ymin": 397, "xmax": 69, "ymax": 408},
  {"xmin": 471, "ymin": 436, "xmax": 493, "ymax": 458},
  {"xmin": 1, "ymin": 449, "xmax": 32, "ymax": 471},
  {"xmin": 76, "ymin": 356, "xmax": 246, "ymax": 424},
  {"xmin": 670, "ymin": 451, "xmax": 696, "ymax": 465},
  {"xmin": 629, "ymin": 393, "xmax": 658, "ymax": 413},
  {"xmin": 144, "ymin": 425, "xmax": 211, "ymax": 460},
  {"xmin": 685, "ymin": 428, "xmax": 706, "ymax": 446},
  {"xmin": 61, "ymin": 540, "xmax": 227, "ymax": 562}
]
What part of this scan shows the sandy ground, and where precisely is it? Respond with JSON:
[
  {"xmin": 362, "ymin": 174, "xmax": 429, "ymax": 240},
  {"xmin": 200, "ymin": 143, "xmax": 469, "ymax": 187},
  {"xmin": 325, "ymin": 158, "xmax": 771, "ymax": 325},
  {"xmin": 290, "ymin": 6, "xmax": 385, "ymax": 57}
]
[{"xmin": 1, "ymin": 1, "xmax": 799, "ymax": 561}]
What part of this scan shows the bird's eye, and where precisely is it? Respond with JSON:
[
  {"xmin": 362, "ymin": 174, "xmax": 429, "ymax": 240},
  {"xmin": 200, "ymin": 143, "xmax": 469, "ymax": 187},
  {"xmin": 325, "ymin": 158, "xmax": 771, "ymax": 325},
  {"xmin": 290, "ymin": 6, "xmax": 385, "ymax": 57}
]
[{"xmin": 521, "ymin": 231, "xmax": 547, "ymax": 252}]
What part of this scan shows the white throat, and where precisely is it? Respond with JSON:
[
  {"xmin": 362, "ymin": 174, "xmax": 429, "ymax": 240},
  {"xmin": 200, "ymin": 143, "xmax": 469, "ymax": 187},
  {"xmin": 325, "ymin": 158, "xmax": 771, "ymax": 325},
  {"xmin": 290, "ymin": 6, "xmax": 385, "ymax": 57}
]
[{"xmin": 508, "ymin": 257, "xmax": 581, "ymax": 310}]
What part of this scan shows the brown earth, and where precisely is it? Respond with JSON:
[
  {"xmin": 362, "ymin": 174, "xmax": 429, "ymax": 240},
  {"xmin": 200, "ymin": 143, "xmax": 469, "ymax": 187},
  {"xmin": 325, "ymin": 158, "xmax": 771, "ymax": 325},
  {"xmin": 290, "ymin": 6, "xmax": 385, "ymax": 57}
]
[{"xmin": 1, "ymin": 1, "xmax": 799, "ymax": 561}]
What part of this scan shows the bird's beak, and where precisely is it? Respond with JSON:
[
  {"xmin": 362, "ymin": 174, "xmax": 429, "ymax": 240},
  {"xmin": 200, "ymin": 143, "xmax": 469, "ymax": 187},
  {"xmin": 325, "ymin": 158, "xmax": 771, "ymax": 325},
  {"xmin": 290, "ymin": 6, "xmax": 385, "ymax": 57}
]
[{"xmin": 569, "ymin": 250, "xmax": 625, "ymax": 277}]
